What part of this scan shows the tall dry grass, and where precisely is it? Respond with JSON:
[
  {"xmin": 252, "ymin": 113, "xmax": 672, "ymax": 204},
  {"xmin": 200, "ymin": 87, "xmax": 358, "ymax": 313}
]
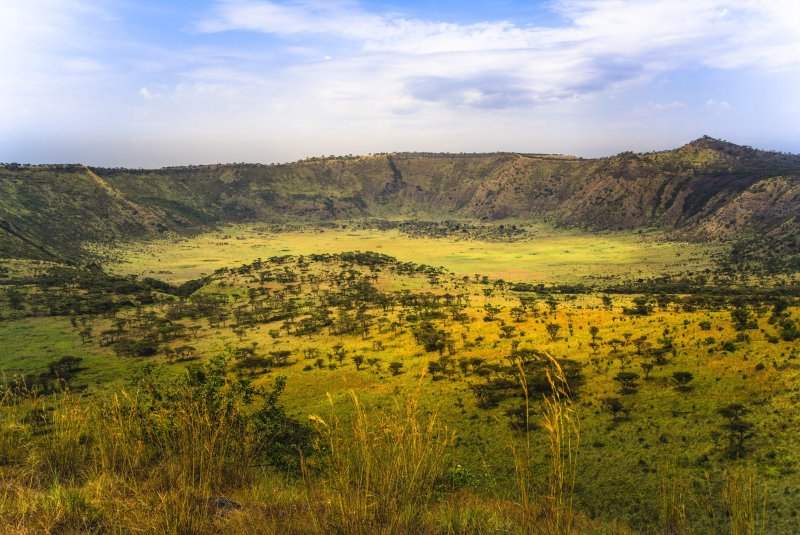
[
  {"xmin": 722, "ymin": 468, "xmax": 768, "ymax": 535},
  {"xmin": 512, "ymin": 353, "xmax": 580, "ymax": 535},
  {"xmin": 659, "ymin": 465, "xmax": 688, "ymax": 535},
  {"xmin": 0, "ymin": 366, "xmax": 258, "ymax": 533},
  {"xmin": 0, "ymin": 365, "xmax": 773, "ymax": 534},
  {"xmin": 659, "ymin": 463, "xmax": 770, "ymax": 535},
  {"xmin": 307, "ymin": 378, "xmax": 455, "ymax": 534}
]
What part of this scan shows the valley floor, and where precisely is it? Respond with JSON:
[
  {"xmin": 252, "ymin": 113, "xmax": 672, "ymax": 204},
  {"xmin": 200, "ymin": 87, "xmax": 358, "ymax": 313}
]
[{"xmin": 96, "ymin": 223, "xmax": 721, "ymax": 284}]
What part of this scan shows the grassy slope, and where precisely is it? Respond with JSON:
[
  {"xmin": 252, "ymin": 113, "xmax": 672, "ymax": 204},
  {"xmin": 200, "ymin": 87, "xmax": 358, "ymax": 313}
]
[
  {"xmin": 0, "ymin": 317, "xmax": 126, "ymax": 388},
  {"xmin": 174, "ymin": 260, "xmax": 798, "ymax": 530},
  {"xmin": 0, "ymin": 165, "xmax": 184, "ymax": 261}
]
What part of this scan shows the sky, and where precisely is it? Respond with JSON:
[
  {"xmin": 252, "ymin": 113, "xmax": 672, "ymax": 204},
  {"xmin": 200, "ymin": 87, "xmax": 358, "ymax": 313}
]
[{"xmin": 2, "ymin": 0, "xmax": 800, "ymax": 167}]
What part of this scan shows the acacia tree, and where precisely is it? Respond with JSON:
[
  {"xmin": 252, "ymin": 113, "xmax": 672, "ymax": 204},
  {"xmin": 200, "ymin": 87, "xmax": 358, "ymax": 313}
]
[
  {"xmin": 499, "ymin": 325, "xmax": 517, "ymax": 338},
  {"xmin": 602, "ymin": 397, "xmax": 626, "ymax": 421},
  {"xmin": 483, "ymin": 303, "xmax": 501, "ymax": 321},
  {"xmin": 640, "ymin": 362, "xmax": 654, "ymax": 380},
  {"xmin": 427, "ymin": 361, "xmax": 443, "ymax": 380},
  {"xmin": 614, "ymin": 371, "xmax": 640, "ymax": 394},
  {"xmin": 672, "ymin": 371, "xmax": 694, "ymax": 392},
  {"xmin": 270, "ymin": 350, "xmax": 292, "ymax": 367},
  {"xmin": 608, "ymin": 338, "xmax": 624, "ymax": 352},
  {"xmin": 731, "ymin": 304, "xmax": 757, "ymax": 331},
  {"xmin": 413, "ymin": 322, "xmax": 451, "ymax": 356},
  {"xmin": 717, "ymin": 403, "xmax": 755, "ymax": 458},
  {"xmin": 510, "ymin": 307, "xmax": 527, "ymax": 322},
  {"xmin": 589, "ymin": 325, "xmax": 600, "ymax": 343},
  {"xmin": 634, "ymin": 335, "xmax": 649, "ymax": 356},
  {"xmin": 545, "ymin": 323, "xmax": 561, "ymax": 342}
]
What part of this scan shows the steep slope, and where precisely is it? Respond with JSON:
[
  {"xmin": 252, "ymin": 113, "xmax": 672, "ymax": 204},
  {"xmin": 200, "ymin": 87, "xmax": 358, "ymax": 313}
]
[
  {"xmin": 0, "ymin": 164, "xmax": 190, "ymax": 261},
  {"xmin": 1, "ymin": 138, "xmax": 799, "ymax": 267}
]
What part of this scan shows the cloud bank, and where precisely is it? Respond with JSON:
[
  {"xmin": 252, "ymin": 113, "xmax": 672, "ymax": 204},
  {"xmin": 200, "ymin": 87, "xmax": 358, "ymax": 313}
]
[{"xmin": 1, "ymin": 0, "xmax": 799, "ymax": 166}]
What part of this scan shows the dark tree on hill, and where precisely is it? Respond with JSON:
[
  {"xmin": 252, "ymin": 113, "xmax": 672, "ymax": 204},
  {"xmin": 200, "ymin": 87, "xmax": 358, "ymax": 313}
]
[
  {"xmin": 779, "ymin": 318, "xmax": 799, "ymax": 341},
  {"xmin": 504, "ymin": 405, "xmax": 535, "ymax": 432},
  {"xmin": 731, "ymin": 304, "xmax": 757, "ymax": 331},
  {"xmin": 483, "ymin": 303, "xmax": 501, "ymax": 320},
  {"xmin": 413, "ymin": 322, "xmax": 451, "ymax": 355},
  {"xmin": 589, "ymin": 325, "xmax": 600, "ymax": 342},
  {"xmin": 633, "ymin": 335, "xmax": 649, "ymax": 356},
  {"xmin": 236, "ymin": 356, "xmax": 271, "ymax": 375},
  {"xmin": 427, "ymin": 361, "xmax": 443, "ymax": 380},
  {"xmin": 614, "ymin": 372, "xmax": 640, "ymax": 394},
  {"xmin": 624, "ymin": 296, "xmax": 652, "ymax": 316},
  {"xmin": 5, "ymin": 288, "xmax": 24, "ymax": 310},
  {"xmin": 602, "ymin": 397, "xmax": 626, "ymax": 421},
  {"xmin": 499, "ymin": 325, "xmax": 517, "ymax": 338},
  {"xmin": 640, "ymin": 362, "xmax": 654, "ymax": 380},
  {"xmin": 622, "ymin": 331, "xmax": 633, "ymax": 346},
  {"xmin": 717, "ymin": 403, "xmax": 755, "ymax": 459},
  {"xmin": 672, "ymin": 371, "xmax": 694, "ymax": 391},
  {"xmin": 510, "ymin": 307, "xmax": 527, "ymax": 322},
  {"xmin": 270, "ymin": 350, "xmax": 292, "ymax": 367},
  {"xmin": 546, "ymin": 323, "xmax": 561, "ymax": 342},
  {"xmin": 49, "ymin": 356, "xmax": 83, "ymax": 375},
  {"xmin": 655, "ymin": 293, "xmax": 671, "ymax": 311},
  {"xmin": 388, "ymin": 361, "xmax": 403, "ymax": 375}
]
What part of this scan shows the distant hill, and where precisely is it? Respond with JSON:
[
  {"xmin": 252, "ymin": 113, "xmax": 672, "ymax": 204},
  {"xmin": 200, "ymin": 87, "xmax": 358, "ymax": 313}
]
[{"xmin": 1, "ymin": 137, "xmax": 798, "ymax": 271}]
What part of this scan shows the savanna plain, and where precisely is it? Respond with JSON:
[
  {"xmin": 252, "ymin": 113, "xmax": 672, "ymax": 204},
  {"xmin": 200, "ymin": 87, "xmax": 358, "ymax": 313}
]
[{"xmin": 2, "ymin": 221, "xmax": 799, "ymax": 534}]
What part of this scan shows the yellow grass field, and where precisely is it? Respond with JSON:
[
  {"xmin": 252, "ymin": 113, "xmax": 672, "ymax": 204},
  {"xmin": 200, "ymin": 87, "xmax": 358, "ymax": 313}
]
[{"xmin": 102, "ymin": 224, "xmax": 720, "ymax": 284}]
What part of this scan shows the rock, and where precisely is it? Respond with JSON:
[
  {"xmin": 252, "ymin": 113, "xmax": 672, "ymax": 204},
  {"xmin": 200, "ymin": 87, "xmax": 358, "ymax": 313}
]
[{"xmin": 208, "ymin": 495, "xmax": 241, "ymax": 511}]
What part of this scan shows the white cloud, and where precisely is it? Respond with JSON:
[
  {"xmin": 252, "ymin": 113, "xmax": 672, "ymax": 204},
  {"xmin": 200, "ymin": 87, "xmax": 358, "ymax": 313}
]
[
  {"xmin": 138, "ymin": 87, "xmax": 154, "ymax": 100},
  {"xmin": 0, "ymin": 2, "xmax": 117, "ymax": 113},
  {"xmin": 653, "ymin": 102, "xmax": 687, "ymax": 110},
  {"xmin": 706, "ymin": 98, "xmax": 732, "ymax": 110},
  {"xmin": 195, "ymin": 0, "xmax": 800, "ymax": 112},
  {"xmin": 202, "ymin": 1, "xmax": 800, "ymax": 64},
  {"xmin": 632, "ymin": 101, "xmax": 688, "ymax": 116},
  {"xmin": 62, "ymin": 57, "xmax": 104, "ymax": 73}
]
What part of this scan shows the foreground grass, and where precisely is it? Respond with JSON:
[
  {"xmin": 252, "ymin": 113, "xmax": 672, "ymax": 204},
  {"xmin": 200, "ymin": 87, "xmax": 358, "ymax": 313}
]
[
  {"xmin": 0, "ymin": 366, "xmax": 643, "ymax": 535},
  {"xmin": 0, "ymin": 364, "xmax": 774, "ymax": 534}
]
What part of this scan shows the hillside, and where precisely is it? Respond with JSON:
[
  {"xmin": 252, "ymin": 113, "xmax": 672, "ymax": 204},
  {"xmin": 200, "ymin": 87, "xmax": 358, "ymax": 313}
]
[
  {"xmin": 0, "ymin": 164, "xmax": 192, "ymax": 261},
  {"xmin": 1, "ymin": 137, "xmax": 799, "ymax": 269}
]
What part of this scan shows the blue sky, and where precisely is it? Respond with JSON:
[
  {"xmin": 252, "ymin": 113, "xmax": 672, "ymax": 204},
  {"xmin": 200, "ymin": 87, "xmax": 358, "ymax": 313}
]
[{"xmin": 2, "ymin": 0, "xmax": 799, "ymax": 166}]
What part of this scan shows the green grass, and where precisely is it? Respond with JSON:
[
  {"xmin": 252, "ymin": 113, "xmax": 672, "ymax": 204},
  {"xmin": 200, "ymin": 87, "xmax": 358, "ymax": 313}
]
[
  {"xmin": 0, "ymin": 317, "xmax": 127, "ymax": 387},
  {"xmin": 101, "ymin": 223, "xmax": 721, "ymax": 284}
]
